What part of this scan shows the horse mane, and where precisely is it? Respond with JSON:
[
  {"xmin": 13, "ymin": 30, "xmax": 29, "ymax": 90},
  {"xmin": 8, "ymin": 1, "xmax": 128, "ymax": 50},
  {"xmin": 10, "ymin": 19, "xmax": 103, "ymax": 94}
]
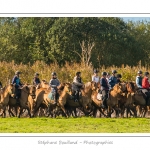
[
  {"xmin": 129, "ymin": 82, "xmax": 135, "ymax": 90},
  {"xmin": 84, "ymin": 82, "xmax": 91, "ymax": 88},
  {"xmin": 41, "ymin": 79, "xmax": 49, "ymax": 84}
]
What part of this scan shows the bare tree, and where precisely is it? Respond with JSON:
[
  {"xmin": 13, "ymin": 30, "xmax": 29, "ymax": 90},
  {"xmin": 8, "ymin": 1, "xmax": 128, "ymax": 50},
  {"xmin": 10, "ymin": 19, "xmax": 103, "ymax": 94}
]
[{"xmin": 73, "ymin": 40, "xmax": 95, "ymax": 66}]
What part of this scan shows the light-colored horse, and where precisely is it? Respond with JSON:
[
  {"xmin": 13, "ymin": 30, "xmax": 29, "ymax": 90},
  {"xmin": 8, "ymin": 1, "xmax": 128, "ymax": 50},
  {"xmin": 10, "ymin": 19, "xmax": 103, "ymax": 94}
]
[{"xmin": 0, "ymin": 84, "xmax": 15, "ymax": 117}]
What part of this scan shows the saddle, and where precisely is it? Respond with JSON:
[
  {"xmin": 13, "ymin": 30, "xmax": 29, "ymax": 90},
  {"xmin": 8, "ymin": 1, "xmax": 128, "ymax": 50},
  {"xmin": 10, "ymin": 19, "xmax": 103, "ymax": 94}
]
[
  {"xmin": 48, "ymin": 89, "xmax": 57, "ymax": 100},
  {"xmin": 48, "ymin": 92, "xmax": 55, "ymax": 100}
]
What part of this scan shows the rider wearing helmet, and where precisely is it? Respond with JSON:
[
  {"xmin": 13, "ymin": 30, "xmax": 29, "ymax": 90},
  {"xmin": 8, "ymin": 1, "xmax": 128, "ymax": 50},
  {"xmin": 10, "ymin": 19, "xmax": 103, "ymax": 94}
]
[
  {"xmin": 92, "ymin": 69, "xmax": 100, "ymax": 83},
  {"xmin": 72, "ymin": 72, "xmax": 84, "ymax": 102},
  {"xmin": 116, "ymin": 74, "xmax": 122, "ymax": 83},
  {"xmin": 49, "ymin": 72, "xmax": 60, "ymax": 104},
  {"xmin": 108, "ymin": 70, "xmax": 118, "ymax": 88},
  {"xmin": 100, "ymin": 72, "xmax": 109, "ymax": 108},
  {"xmin": 142, "ymin": 72, "xmax": 150, "ymax": 89},
  {"xmin": 33, "ymin": 72, "xmax": 41, "ymax": 86},
  {"xmin": 12, "ymin": 71, "xmax": 22, "ymax": 104},
  {"xmin": 136, "ymin": 70, "xmax": 143, "ymax": 88},
  {"xmin": 142, "ymin": 72, "xmax": 150, "ymax": 105}
]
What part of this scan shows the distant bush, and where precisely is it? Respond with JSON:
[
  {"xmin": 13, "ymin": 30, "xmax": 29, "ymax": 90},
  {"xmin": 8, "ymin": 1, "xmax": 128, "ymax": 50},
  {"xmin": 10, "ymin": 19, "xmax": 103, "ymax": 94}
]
[{"xmin": 0, "ymin": 61, "xmax": 148, "ymax": 86}]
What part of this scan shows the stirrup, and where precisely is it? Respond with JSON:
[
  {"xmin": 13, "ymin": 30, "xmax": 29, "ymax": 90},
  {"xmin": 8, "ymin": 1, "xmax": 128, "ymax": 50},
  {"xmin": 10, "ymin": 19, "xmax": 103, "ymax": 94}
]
[{"xmin": 74, "ymin": 99, "xmax": 78, "ymax": 102}]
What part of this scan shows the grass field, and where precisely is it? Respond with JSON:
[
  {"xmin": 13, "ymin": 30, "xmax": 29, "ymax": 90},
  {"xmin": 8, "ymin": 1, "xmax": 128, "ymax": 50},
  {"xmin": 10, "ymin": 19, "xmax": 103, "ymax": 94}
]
[{"xmin": 0, "ymin": 117, "xmax": 150, "ymax": 133}]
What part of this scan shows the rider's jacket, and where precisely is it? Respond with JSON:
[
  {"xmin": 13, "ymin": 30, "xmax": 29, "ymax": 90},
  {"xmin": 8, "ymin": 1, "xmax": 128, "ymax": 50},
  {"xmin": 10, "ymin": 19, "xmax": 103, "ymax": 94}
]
[
  {"xmin": 100, "ymin": 77, "xmax": 109, "ymax": 91},
  {"xmin": 142, "ymin": 77, "xmax": 150, "ymax": 89},
  {"xmin": 73, "ymin": 76, "xmax": 83, "ymax": 87},
  {"xmin": 49, "ymin": 78, "xmax": 60, "ymax": 91},
  {"xmin": 33, "ymin": 77, "xmax": 41, "ymax": 85},
  {"xmin": 108, "ymin": 75, "xmax": 117, "ymax": 88},
  {"xmin": 92, "ymin": 75, "xmax": 100, "ymax": 83},
  {"xmin": 136, "ymin": 76, "xmax": 142, "ymax": 88},
  {"xmin": 72, "ymin": 76, "xmax": 83, "ymax": 91},
  {"xmin": 12, "ymin": 75, "xmax": 22, "ymax": 88}
]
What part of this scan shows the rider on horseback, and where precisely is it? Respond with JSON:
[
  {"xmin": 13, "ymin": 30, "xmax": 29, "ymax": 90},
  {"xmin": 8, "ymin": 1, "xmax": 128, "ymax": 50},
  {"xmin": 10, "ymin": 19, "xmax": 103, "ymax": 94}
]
[
  {"xmin": 72, "ymin": 72, "xmax": 84, "ymax": 102},
  {"xmin": 142, "ymin": 72, "xmax": 150, "ymax": 105},
  {"xmin": 136, "ymin": 70, "xmax": 143, "ymax": 88},
  {"xmin": 116, "ymin": 74, "xmax": 122, "ymax": 83},
  {"xmin": 100, "ymin": 72, "xmax": 109, "ymax": 108},
  {"xmin": 33, "ymin": 72, "xmax": 41, "ymax": 86},
  {"xmin": 92, "ymin": 69, "xmax": 100, "ymax": 83},
  {"xmin": 49, "ymin": 72, "xmax": 60, "ymax": 104},
  {"xmin": 12, "ymin": 71, "xmax": 23, "ymax": 104},
  {"xmin": 108, "ymin": 70, "xmax": 118, "ymax": 89}
]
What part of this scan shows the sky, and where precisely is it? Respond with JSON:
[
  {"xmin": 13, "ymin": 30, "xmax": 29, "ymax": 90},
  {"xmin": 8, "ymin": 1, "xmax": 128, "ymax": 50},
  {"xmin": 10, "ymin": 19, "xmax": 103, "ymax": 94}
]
[{"xmin": 122, "ymin": 17, "xmax": 150, "ymax": 22}]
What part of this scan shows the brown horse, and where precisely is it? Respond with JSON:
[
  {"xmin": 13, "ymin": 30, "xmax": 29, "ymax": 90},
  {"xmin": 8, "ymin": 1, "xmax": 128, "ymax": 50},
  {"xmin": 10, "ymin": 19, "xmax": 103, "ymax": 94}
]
[
  {"xmin": 8, "ymin": 85, "xmax": 36, "ymax": 118},
  {"xmin": 58, "ymin": 81, "xmax": 97, "ymax": 117},
  {"xmin": 31, "ymin": 83, "xmax": 65, "ymax": 117},
  {"xmin": 107, "ymin": 83, "xmax": 125, "ymax": 117},
  {"xmin": 90, "ymin": 85, "xmax": 108, "ymax": 117},
  {"xmin": 118, "ymin": 82, "xmax": 136, "ymax": 118},
  {"xmin": 132, "ymin": 89, "xmax": 147, "ymax": 117},
  {"xmin": 0, "ymin": 84, "xmax": 15, "ymax": 117},
  {"xmin": 37, "ymin": 80, "xmax": 49, "ymax": 89},
  {"xmin": 91, "ymin": 82, "xmax": 128, "ymax": 118}
]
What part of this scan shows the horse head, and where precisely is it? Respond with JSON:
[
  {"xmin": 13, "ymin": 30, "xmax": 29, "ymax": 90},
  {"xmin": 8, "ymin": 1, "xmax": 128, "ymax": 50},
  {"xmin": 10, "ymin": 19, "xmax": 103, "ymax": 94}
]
[
  {"xmin": 113, "ymin": 83, "xmax": 124, "ymax": 95},
  {"xmin": 126, "ymin": 82, "xmax": 135, "ymax": 95},
  {"xmin": 91, "ymin": 81, "xmax": 98, "ymax": 91},
  {"xmin": 7, "ymin": 83, "xmax": 16, "ymax": 98},
  {"xmin": 64, "ymin": 83, "xmax": 72, "ymax": 95},
  {"xmin": 28, "ymin": 85, "xmax": 36, "ymax": 99}
]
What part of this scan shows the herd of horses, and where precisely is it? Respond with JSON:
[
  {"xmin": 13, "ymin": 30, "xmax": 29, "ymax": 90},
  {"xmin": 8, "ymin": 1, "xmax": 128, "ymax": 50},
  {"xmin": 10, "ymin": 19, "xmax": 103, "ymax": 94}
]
[{"xmin": 0, "ymin": 80, "xmax": 150, "ymax": 118}]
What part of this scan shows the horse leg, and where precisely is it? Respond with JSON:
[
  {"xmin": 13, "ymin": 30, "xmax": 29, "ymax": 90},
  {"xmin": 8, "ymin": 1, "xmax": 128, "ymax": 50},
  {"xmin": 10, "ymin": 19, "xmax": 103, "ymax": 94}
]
[
  {"xmin": 26, "ymin": 106, "xmax": 31, "ymax": 118},
  {"xmin": 60, "ymin": 105, "xmax": 68, "ymax": 118},
  {"xmin": 143, "ymin": 106, "xmax": 147, "ymax": 118},
  {"xmin": 107, "ymin": 106, "xmax": 112, "ymax": 118},
  {"xmin": 8, "ymin": 106, "xmax": 15, "ymax": 117},
  {"xmin": 18, "ymin": 107, "xmax": 23, "ymax": 118},
  {"xmin": 82, "ymin": 106, "xmax": 89, "ymax": 117},
  {"xmin": 32, "ymin": 106, "xmax": 40, "ymax": 117},
  {"xmin": 98, "ymin": 108, "xmax": 107, "ymax": 118},
  {"xmin": 3, "ymin": 108, "xmax": 6, "ymax": 118},
  {"xmin": 73, "ymin": 108, "xmax": 78, "ymax": 117},
  {"xmin": 120, "ymin": 105, "xmax": 125, "ymax": 118},
  {"xmin": 132, "ymin": 105, "xmax": 137, "ymax": 118}
]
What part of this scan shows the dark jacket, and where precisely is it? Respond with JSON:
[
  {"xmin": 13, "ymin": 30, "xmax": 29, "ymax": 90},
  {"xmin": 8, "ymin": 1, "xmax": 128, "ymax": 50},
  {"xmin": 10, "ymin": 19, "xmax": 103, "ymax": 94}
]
[
  {"xmin": 117, "ymin": 79, "xmax": 121, "ymax": 83},
  {"xmin": 100, "ymin": 77, "xmax": 109, "ymax": 91},
  {"xmin": 108, "ymin": 76, "xmax": 117, "ymax": 88},
  {"xmin": 12, "ymin": 75, "xmax": 22, "ymax": 88},
  {"xmin": 33, "ymin": 77, "xmax": 41, "ymax": 85}
]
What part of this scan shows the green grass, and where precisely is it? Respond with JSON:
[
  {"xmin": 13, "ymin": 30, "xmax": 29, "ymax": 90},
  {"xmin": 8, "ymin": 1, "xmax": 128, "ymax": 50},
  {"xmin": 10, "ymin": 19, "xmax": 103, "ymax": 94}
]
[{"xmin": 0, "ymin": 117, "xmax": 150, "ymax": 133}]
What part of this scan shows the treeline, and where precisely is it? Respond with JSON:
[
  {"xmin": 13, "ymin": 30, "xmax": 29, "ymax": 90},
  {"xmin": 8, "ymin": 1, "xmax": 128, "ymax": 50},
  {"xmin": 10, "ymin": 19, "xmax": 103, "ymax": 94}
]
[{"xmin": 0, "ymin": 17, "xmax": 150, "ymax": 67}]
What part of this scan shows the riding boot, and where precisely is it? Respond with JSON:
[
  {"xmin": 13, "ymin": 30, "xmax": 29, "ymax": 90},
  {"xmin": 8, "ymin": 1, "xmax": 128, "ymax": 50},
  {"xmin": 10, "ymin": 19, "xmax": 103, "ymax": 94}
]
[
  {"xmin": 101, "ymin": 100, "xmax": 106, "ymax": 108},
  {"xmin": 53, "ymin": 95, "xmax": 57, "ymax": 104},
  {"xmin": 74, "ymin": 94, "xmax": 78, "ymax": 102},
  {"xmin": 101, "ymin": 99, "xmax": 108, "ymax": 109},
  {"xmin": 16, "ymin": 97, "xmax": 20, "ymax": 105},
  {"xmin": 146, "ymin": 97, "xmax": 149, "ymax": 105},
  {"xmin": 74, "ymin": 91, "xmax": 78, "ymax": 102}
]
